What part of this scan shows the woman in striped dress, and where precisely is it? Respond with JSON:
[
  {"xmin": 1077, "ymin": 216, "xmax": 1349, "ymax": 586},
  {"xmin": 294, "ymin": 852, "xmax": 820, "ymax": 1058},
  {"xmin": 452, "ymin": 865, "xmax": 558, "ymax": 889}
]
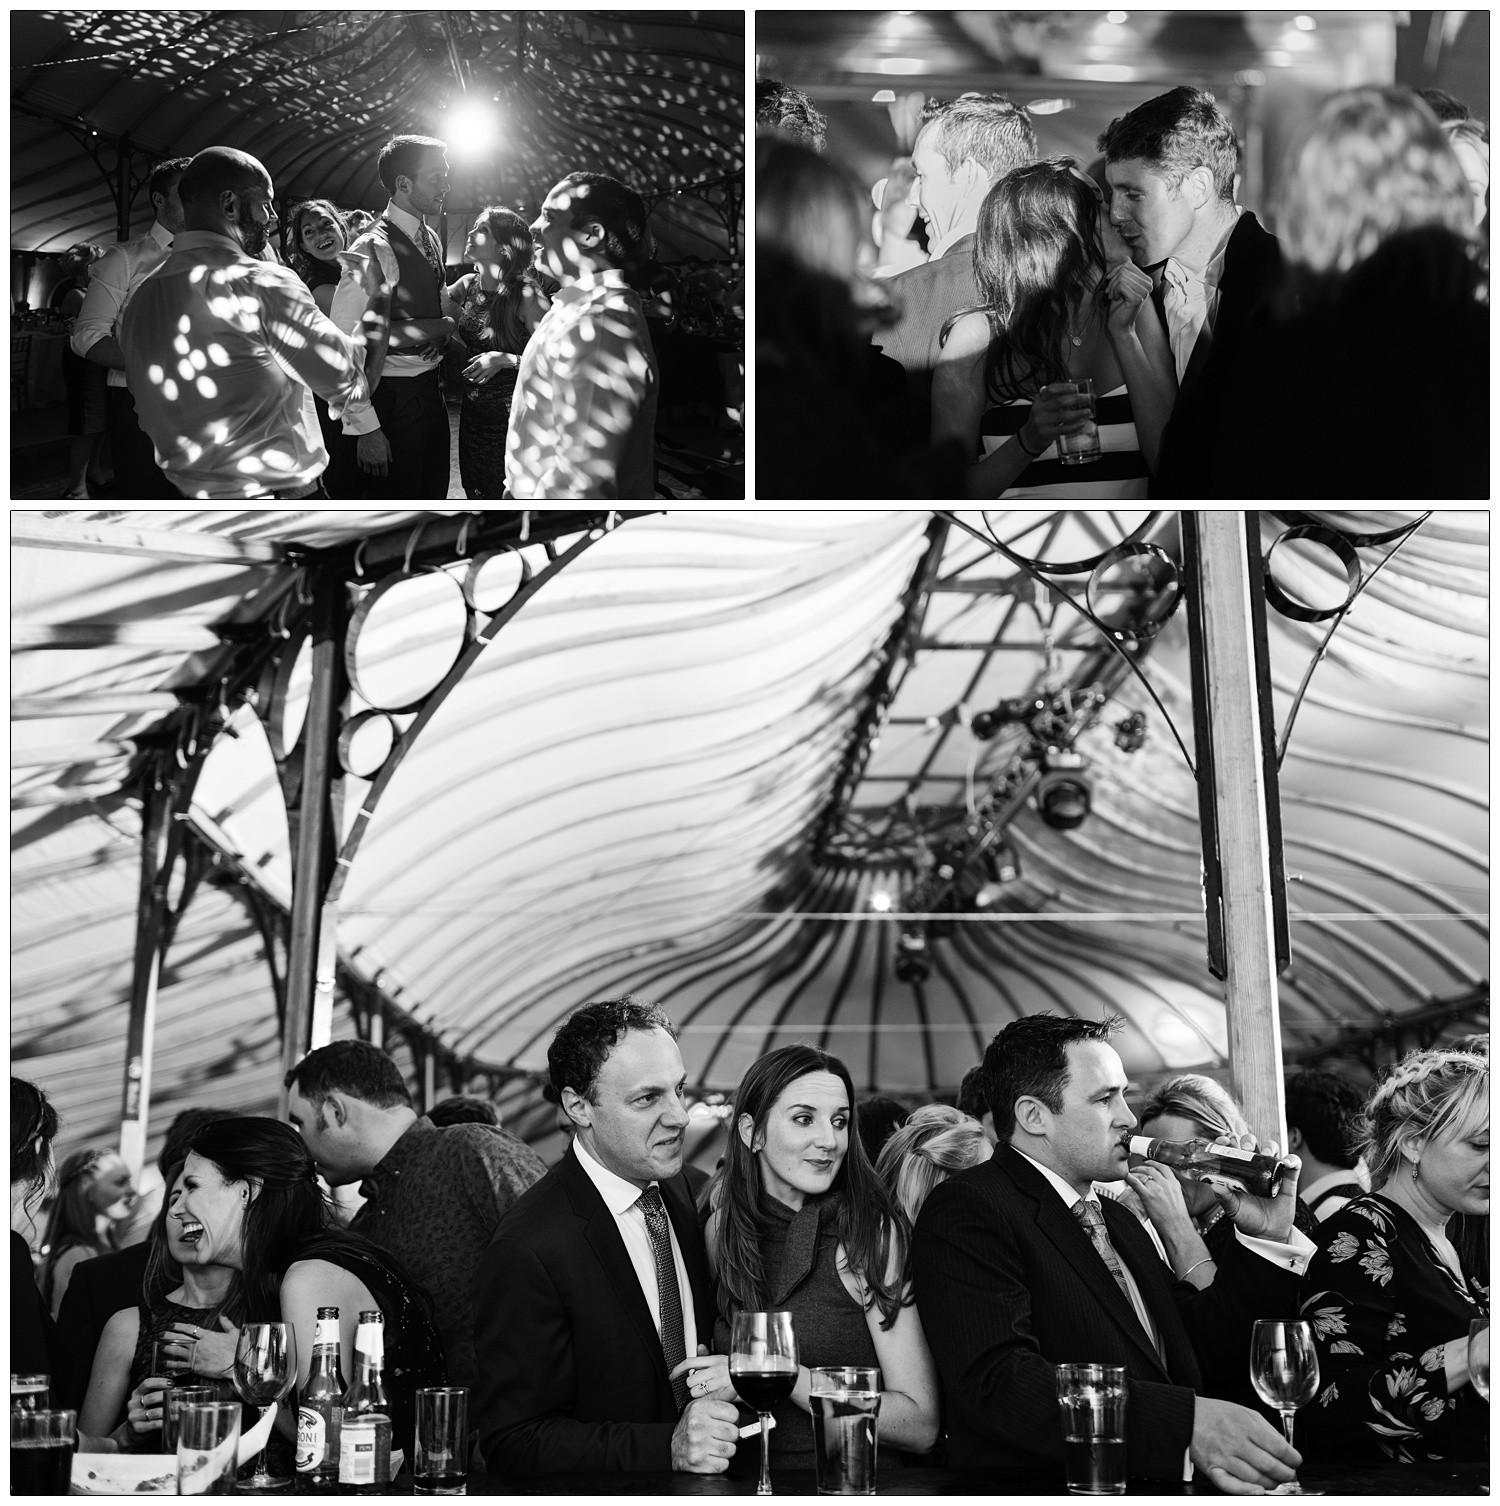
[{"xmin": 931, "ymin": 159, "xmax": 1175, "ymax": 499}]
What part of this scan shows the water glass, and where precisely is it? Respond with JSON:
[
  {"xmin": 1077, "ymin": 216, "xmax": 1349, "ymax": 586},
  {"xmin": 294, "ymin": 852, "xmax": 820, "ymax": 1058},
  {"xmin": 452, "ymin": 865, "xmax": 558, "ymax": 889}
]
[
  {"xmin": 12, "ymin": 1407, "xmax": 75, "ymax": 1495},
  {"xmin": 415, "ymin": 1386, "xmax": 469, "ymax": 1494},
  {"xmin": 809, "ymin": 1366, "xmax": 880, "ymax": 1495},
  {"xmin": 1040, "ymin": 378, "xmax": 1101, "ymax": 464},
  {"xmin": 1056, "ymin": 1363, "xmax": 1126, "ymax": 1495},
  {"xmin": 176, "ymin": 1400, "xmax": 241, "ymax": 1495},
  {"xmin": 10, "ymin": 1373, "xmax": 49, "ymax": 1411},
  {"xmin": 164, "ymin": 1384, "xmax": 220, "ymax": 1454}
]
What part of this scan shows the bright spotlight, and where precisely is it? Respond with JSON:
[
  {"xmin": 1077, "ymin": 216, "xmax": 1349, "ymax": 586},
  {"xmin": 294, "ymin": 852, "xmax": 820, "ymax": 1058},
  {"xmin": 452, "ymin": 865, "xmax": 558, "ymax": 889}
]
[
  {"xmin": 1293, "ymin": 14, "xmax": 1316, "ymax": 29},
  {"xmin": 869, "ymin": 890, "xmax": 894, "ymax": 913},
  {"xmin": 448, "ymin": 99, "xmax": 501, "ymax": 154}
]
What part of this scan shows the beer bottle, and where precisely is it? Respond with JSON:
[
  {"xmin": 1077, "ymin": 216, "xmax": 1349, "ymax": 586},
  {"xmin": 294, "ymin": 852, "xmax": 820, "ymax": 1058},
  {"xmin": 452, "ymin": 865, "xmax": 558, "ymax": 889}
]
[
  {"xmin": 338, "ymin": 1311, "xmax": 391, "ymax": 1494},
  {"xmin": 1129, "ymin": 1134, "xmax": 1287, "ymax": 1198},
  {"xmin": 296, "ymin": 1305, "xmax": 345, "ymax": 1493}
]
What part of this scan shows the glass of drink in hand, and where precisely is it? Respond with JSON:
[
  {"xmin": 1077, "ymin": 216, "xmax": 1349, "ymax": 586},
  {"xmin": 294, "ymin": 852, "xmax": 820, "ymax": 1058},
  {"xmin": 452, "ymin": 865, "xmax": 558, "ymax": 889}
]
[
  {"xmin": 232, "ymin": 1322, "xmax": 298, "ymax": 1491},
  {"xmin": 730, "ymin": 1311, "xmax": 798, "ymax": 1497},
  {"xmin": 1250, "ymin": 1319, "xmax": 1320, "ymax": 1495},
  {"xmin": 1469, "ymin": 1319, "xmax": 1489, "ymax": 1401},
  {"xmin": 10, "ymin": 1374, "xmax": 49, "ymax": 1412}
]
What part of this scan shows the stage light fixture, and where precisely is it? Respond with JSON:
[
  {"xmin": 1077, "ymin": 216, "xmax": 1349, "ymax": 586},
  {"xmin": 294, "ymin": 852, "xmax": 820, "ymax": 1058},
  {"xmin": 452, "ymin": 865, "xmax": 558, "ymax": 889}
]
[
  {"xmin": 869, "ymin": 889, "xmax": 894, "ymax": 913},
  {"xmin": 1036, "ymin": 750, "xmax": 1092, "ymax": 830},
  {"xmin": 974, "ymin": 843, "xmax": 1021, "ymax": 909},
  {"xmin": 894, "ymin": 925, "xmax": 931, "ymax": 984},
  {"xmin": 1114, "ymin": 710, "xmax": 1147, "ymax": 754}
]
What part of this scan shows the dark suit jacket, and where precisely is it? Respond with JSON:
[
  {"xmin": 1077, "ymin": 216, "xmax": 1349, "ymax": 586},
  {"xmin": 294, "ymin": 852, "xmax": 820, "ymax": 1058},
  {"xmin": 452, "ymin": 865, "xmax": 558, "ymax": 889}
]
[
  {"xmin": 913, "ymin": 1145, "xmax": 1303, "ymax": 1482},
  {"xmin": 1152, "ymin": 211, "xmax": 1282, "ymax": 498},
  {"xmin": 472, "ymin": 1146, "xmax": 716, "ymax": 1476},
  {"xmin": 54, "ymin": 1242, "xmax": 150, "ymax": 1411},
  {"xmin": 873, "ymin": 234, "xmax": 978, "ymax": 445}
]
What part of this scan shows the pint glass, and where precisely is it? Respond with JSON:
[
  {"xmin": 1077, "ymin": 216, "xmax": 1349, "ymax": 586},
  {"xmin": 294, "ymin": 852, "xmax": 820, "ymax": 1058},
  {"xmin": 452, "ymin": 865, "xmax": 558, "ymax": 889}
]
[
  {"xmin": 1056, "ymin": 1363, "xmax": 1126, "ymax": 1494},
  {"xmin": 809, "ymin": 1366, "xmax": 880, "ymax": 1495}
]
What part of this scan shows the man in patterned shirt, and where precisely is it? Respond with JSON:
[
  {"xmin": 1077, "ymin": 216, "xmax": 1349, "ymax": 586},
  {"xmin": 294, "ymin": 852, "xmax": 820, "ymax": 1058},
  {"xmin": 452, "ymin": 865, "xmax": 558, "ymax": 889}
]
[
  {"xmin": 505, "ymin": 172, "xmax": 659, "ymax": 499},
  {"xmin": 285, "ymin": 1041, "xmax": 546, "ymax": 1391}
]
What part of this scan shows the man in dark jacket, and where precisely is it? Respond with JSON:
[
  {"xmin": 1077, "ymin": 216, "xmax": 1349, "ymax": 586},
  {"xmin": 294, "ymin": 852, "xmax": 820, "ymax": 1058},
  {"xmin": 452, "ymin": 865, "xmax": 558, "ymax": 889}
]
[
  {"xmin": 472, "ymin": 999, "xmax": 738, "ymax": 1477},
  {"xmin": 914, "ymin": 1013, "xmax": 1312, "ymax": 1491},
  {"xmin": 874, "ymin": 93, "xmax": 1037, "ymax": 444},
  {"xmin": 1099, "ymin": 86, "xmax": 1283, "ymax": 497}
]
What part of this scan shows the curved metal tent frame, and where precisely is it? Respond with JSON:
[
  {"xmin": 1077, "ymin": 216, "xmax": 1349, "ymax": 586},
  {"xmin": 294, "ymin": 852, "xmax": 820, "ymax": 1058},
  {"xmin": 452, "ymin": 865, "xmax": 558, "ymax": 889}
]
[{"xmin": 9, "ymin": 508, "xmax": 1488, "ymax": 1172}]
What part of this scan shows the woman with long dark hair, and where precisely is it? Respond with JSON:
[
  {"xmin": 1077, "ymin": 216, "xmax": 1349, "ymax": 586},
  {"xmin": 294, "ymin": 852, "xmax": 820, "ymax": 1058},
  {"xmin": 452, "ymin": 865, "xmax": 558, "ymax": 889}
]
[
  {"xmin": 78, "ymin": 1164, "xmax": 238, "ymax": 1452},
  {"xmin": 701, "ymin": 1045, "xmax": 939, "ymax": 1467},
  {"xmin": 932, "ymin": 157, "xmax": 1176, "ymax": 498},
  {"xmin": 285, "ymin": 199, "xmax": 349, "ymax": 315},
  {"xmin": 284, "ymin": 199, "xmax": 362, "ymax": 497},
  {"xmin": 40, "ymin": 1146, "xmax": 137, "ymax": 1320},
  {"xmin": 442, "ymin": 206, "xmax": 550, "ymax": 498},
  {"xmin": 12, "ymin": 1077, "xmax": 64, "ymax": 1380},
  {"xmin": 98, "ymin": 1118, "xmax": 443, "ymax": 1460}
]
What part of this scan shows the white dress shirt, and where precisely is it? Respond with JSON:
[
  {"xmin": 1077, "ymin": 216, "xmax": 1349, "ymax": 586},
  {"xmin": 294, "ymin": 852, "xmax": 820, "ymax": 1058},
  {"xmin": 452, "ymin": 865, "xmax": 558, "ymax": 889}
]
[
  {"xmin": 1160, "ymin": 205, "xmax": 1243, "ymax": 382},
  {"xmin": 1300, "ymin": 1165, "xmax": 1371, "ymax": 1222},
  {"xmin": 70, "ymin": 220, "xmax": 174, "ymax": 388},
  {"xmin": 505, "ymin": 267, "xmax": 658, "ymax": 500},
  {"xmin": 572, "ymin": 1137, "xmax": 698, "ymax": 1356},
  {"xmin": 1016, "ymin": 1149, "xmax": 1162, "ymax": 1353},
  {"xmin": 118, "ymin": 229, "xmax": 376, "ymax": 499},
  {"xmin": 329, "ymin": 200, "xmax": 445, "ymax": 384}
]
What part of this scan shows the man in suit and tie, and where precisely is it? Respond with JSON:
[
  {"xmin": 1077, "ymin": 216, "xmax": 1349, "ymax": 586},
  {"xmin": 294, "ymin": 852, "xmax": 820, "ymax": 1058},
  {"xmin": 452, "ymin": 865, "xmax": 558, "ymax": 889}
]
[
  {"xmin": 472, "ymin": 999, "xmax": 740, "ymax": 1477},
  {"xmin": 914, "ymin": 1013, "xmax": 1311, "ymax": 1493},
  {"xmin": 331, "ymin": 133, "xmax": 456, "ymax": 497},
  {"xmin": 874, "ymin": 93, "xmax": 1037, "ymax": 444},
  {"xmin": 1099, "ymin": 86, "xmax": 1283, "ymax": 497}
]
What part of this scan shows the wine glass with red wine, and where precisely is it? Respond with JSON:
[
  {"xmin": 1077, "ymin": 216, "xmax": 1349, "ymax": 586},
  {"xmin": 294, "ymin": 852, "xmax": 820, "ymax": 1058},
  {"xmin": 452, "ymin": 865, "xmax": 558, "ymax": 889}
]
[
  {"xmin": 232, "ymin": 1322, "xmax": 297, "ymax": 1491},
  {"xmin": 730, "ymin": 1311, "xmax": 798, "ymax": 1497}
]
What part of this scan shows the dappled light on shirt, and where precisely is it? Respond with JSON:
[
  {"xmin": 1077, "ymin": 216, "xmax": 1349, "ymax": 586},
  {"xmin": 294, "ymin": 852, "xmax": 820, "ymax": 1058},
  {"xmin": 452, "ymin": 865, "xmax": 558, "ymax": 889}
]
[
  {"xmin": 505, "ymin": 275, "xmax": 658, "ymax": 500},
  {"xmin": 118, "ymin": 229, "xmax": 373, "ymax": 499}
]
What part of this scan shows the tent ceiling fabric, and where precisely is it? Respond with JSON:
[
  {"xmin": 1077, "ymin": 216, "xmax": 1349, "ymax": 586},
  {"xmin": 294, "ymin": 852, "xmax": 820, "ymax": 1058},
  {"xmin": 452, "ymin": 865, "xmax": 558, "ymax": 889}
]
[
  {"xmin": 12, "ymin": 10, "xmax": 744, "ymax": 259},
  {"xmin": 9, "ymin": 510, "xmax": 1489, "ymax": 1153}
]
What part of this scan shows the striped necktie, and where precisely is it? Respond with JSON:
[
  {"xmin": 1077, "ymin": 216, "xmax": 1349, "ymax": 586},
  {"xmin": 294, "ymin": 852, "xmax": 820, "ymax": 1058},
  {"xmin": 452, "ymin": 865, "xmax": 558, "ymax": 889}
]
[
  {"xmin": 637, "ymin": 1184, "xmax": 689, "ymax": 1412},
  {"xmin": 1073, "ymin": 1197, "xmax": 1140, "ymax": 1315}
]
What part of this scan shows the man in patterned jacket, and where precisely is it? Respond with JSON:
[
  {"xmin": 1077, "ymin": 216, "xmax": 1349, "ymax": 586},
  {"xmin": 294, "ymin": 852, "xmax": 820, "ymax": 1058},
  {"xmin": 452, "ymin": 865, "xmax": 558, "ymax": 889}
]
[{"xmin": 285, "ymin": 1040, "xmax": 546, "ymax": 1391}]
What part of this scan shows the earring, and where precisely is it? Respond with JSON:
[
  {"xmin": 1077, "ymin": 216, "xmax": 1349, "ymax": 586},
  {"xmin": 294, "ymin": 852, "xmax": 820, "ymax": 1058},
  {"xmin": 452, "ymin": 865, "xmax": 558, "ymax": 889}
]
[{"xmin": 1411, "ymin": 1160, "xmax": 1421, "ymax": 1184}]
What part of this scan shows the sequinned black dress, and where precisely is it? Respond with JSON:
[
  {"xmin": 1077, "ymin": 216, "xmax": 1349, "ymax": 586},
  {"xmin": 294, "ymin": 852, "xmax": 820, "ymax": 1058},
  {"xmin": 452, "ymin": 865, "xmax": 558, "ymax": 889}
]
[{"xmin": 452, "ymin": 276, "xmax": 527, "ymax": 499}]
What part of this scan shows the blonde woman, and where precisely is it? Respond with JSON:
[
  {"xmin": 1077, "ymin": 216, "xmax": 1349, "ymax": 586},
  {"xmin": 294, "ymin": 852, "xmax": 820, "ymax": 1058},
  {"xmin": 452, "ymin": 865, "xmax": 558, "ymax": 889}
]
[
  {"xmin": 875, "ymin": 1105, "xmax": 993, "ymax": 1225},
  {"xmin": 1297, "ymin": 1049, "xmax": 1488, "ymax": 1464}
]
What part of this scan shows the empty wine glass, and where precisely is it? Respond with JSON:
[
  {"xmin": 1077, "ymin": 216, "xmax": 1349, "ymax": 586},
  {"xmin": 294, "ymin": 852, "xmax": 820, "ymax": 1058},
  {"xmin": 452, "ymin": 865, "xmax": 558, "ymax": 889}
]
[
  {"xmin": 730, "ymin": 1311, "xmax": 798, "ymax": 1497},
  {"xmin": 1250, "ymin": 1319, "xmax": 1321, "ymax": 1496},
  {"xmin": 232, "ymin": 1322, "xmax": 297, "ymax": 1491},
  {"xmin": 1469, "ymin": 1319, "xmax": 1489, "ymax": 1402}
]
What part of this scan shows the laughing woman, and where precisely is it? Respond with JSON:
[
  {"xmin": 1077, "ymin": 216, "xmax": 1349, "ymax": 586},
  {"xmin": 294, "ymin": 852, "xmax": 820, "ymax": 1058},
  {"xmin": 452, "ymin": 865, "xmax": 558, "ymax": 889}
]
[
  {"xmin": 697, "ymin": 1046, "xmax": 939, "ymax": 1468},
  {"xmin": 83, "ymin": 1119, "xmax": 444, "ymax": 1461}
]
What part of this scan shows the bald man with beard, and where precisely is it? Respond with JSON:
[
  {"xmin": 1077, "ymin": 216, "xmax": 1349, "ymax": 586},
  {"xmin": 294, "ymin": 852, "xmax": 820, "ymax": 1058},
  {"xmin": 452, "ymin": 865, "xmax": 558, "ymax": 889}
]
[{"xmin": 118, "ymin": 146, "xmax": 384, "ymax": 498}]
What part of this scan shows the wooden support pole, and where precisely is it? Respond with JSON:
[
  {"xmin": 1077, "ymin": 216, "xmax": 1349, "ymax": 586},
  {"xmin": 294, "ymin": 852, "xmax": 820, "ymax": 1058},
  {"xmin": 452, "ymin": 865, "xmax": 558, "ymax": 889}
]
[
  {"xmin": 119, "ymin": 776, "xmax": 170, "ymax": 1180},
  {"xmin": 1194, "ymin": 512, "xmax": 1288, "ymax": 1148},
  {"xmin": 278, "ymin": 571, "xmax": 344, "ymax": 1119}
]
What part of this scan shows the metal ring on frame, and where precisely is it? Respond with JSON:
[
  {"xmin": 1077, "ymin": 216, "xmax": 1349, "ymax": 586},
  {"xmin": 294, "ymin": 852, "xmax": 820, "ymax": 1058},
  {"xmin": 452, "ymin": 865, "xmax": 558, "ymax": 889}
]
[
  {"xmin": 1085, "ymin": 541, "xmax": 1182, "ymax": 641},
  {"xmin": 267, "ymin": 623, "xmax": 315, "ymax": 762},
  {"xmin": 461, "ymin": 548, "xmax": 531, "ymax": 615},
  {"xmin": 344, "ymin": 567, "xmax": 471, "ymax": 714},
  {"xmin": 1263, "ymin": 524, "xmax": 1362, "ymax": 623},
  {"xmin": 337, "ymin": 710, "xmax": 398, "ymax": 779}
]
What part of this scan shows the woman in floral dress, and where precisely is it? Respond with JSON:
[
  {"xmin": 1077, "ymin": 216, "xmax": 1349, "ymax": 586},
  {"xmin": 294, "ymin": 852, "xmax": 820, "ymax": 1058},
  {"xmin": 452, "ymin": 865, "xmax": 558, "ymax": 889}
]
[
  {"xmin": 1298, "ymin": 1048, "xmax": 1488, "ymax": 1463},
  {"xmin": 442, "ymin": 206, "xmax": 550, "ymax": 498}
]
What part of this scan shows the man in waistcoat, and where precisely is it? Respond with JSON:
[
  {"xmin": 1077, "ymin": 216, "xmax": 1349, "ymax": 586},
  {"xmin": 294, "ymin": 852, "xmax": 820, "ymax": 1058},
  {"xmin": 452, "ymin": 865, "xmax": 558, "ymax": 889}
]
[{"xmin": 331, "ymin": 133, "xmax": 456, "ymax": 497}]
